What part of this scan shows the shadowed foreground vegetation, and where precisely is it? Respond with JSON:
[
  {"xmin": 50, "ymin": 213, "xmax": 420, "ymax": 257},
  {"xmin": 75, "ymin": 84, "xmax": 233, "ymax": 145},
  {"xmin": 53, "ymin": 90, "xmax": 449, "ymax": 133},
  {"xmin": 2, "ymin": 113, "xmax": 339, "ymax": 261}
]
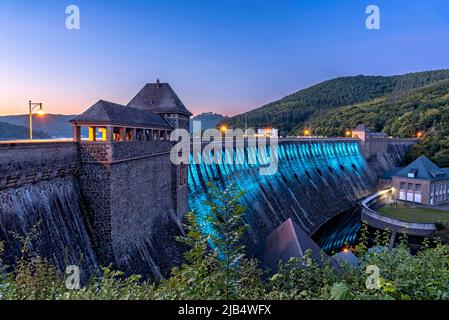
[{"xmin": 1, "ymin": 185, "xmax": 449, "ymax": 300}]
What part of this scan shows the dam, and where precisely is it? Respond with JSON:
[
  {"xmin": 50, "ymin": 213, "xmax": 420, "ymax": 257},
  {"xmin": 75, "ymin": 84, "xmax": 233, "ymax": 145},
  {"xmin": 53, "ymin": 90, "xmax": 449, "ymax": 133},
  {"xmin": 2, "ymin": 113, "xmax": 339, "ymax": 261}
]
[
  {"xmin": 188, "ymin": 138, "xmax": 413, "ymax": 253},
  {"xmin": 0, "ymin": 82, "xmax": 417, "ymax": 279},
  {"xmin": 0, "ymin": 137, "xmax": 414, "ymax": 279}
]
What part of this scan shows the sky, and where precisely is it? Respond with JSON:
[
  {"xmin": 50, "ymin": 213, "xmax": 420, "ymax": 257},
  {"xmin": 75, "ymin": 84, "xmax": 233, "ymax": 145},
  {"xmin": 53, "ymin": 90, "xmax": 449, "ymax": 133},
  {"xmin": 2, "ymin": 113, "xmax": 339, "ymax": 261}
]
[{"xmin": 0, "ymin": 0, "xmax": 448, "ymax": 116}]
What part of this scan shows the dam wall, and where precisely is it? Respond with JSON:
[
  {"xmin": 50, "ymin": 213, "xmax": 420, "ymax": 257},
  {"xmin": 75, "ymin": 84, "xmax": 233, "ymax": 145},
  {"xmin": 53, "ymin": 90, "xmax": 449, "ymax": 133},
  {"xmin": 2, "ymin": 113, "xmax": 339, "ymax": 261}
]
[
  {"xmin": 0, "ymin": 137, "xmax": 415, "ymax": 280},
  {"xmin": 77, "ymin": 141, "xmax": 185, "ymax": 279},
  {"xmin": 188, "ymin": 138, "xmax": 414, "ymax": 249},
  {"xmin": 0, "ymin": 141, "xmax": 186, "ymax": 280},
  {"xmin": 0, "ymin": 142, "xmax": 98, "ymax": 280}
]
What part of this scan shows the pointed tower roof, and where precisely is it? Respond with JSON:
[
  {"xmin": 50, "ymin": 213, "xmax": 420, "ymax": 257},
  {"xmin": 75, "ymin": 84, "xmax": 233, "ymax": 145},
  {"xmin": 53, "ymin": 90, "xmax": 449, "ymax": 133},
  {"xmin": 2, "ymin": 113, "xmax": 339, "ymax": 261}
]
[
  {"xmin": 70, "ymin": 100, "xmax": 172, "ymax": 129},
  {"xmin": 353, "ymin": 124, "xmax": 370, "ymax": 132},
  {"xmin": 253, "ymin": 218, "xmax": 336, "ymax": 272},
  {"xmin": 127, "ymin": 81, "xmax": 192, "ymax": 116},
  {"xmin": 394, "ymin": 155, "xmax": 447, "ymax": 180}
]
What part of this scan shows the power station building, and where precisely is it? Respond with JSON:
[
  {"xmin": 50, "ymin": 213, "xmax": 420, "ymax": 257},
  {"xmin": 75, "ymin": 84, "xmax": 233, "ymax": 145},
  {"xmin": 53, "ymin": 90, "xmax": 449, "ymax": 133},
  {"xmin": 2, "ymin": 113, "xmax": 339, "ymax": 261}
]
[{"xmin": 392, "ymin": 156, "xmax": 449, "ymax": 206}]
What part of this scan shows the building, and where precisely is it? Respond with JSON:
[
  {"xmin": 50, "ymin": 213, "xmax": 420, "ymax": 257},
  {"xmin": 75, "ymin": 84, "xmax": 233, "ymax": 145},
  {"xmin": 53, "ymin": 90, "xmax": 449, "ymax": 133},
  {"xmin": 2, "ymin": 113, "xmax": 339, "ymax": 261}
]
[
  {"xmin": 253, "ymin": 218, "xmax": 338, "ymax": 273},
  {"xmin": 392, "ymin": 155, "xmax": 449, "ymax": 206},
  {"xmin": 69, "ymin": 81, "xmax": 192, "ymax": 277},
  {"xmin": 257, "ymin": 128, "xmax": 279, "ymax": 138},
  {"xmin": 127, "ymin": 79, "xmax": 192, "ymax": 131},
  {"xmin": 351, "ymin": 124, "xmax": 388, "ymax": 141},
  {"xmin": 351, "ymin": 124, "xmax": 389, "ymax": 159}
]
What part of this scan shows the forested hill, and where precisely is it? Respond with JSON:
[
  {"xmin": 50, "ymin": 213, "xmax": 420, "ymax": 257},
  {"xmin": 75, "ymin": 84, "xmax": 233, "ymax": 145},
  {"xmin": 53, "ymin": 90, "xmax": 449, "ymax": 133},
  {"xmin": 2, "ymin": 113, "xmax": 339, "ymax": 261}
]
[
  {"xmin": 225, "ymin": 69, "xmax": 449, "ymax": 136},
  {"xmin": 311, "ymin": 78, "xmax": 449, "ymax": 167},
  {"xmin": 0, "ymin": 121, "xmax": 50, "ymax": 140}
]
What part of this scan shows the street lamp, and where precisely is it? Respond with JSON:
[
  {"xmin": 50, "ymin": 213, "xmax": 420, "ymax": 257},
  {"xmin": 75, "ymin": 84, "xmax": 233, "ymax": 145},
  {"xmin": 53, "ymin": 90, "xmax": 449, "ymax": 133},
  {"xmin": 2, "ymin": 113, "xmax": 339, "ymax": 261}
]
[{"xmin": 29, "ymin": 101, "xmax": 44, "ymax": 141}]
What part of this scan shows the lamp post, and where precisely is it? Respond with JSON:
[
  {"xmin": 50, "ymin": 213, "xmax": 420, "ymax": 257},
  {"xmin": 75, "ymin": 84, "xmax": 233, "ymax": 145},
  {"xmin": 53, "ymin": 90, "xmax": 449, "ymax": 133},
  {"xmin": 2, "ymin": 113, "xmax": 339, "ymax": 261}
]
[{"xmin": 29, "ymin": 101, "xmax": 44, "ymax": 141}]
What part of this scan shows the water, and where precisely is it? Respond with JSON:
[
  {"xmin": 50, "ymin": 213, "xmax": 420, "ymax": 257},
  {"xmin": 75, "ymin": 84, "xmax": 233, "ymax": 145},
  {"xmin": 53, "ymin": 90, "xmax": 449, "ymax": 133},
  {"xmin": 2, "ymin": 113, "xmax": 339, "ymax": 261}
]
[
  {"xmin": 188, "ymin": 141, "xmax": 377, "ymax": 248},
  {"xmin": 0, "ymin": 176, "xmax": 99, "ymax": 282},
  {"xmin": 312, "ymin": 206, "xmax": 362, "ymax": 253}
]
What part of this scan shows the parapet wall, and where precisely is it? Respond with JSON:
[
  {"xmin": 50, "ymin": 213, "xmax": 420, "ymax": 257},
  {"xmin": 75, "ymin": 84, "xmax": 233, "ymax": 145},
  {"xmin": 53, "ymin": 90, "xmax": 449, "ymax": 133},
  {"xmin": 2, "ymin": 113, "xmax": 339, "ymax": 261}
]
[
  {"xmin": 0, "ymin": 142, "xmax": 79, "ymax": 191},
  {"xmin": 361, "ymin": 190, "xmax": 436, "ymax": 237},
  {"xmin": 78, "ymin": 141, "xmax": 173, "ymax": 164}
]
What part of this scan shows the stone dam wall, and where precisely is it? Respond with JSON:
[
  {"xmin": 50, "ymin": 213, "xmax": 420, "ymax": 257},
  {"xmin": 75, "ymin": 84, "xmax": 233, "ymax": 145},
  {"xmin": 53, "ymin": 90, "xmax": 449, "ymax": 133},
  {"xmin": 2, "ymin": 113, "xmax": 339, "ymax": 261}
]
[
  {"xmin": 189, "ymin": 139, "xmax": 414, "ymax": 251},
  {"xmin": 0, "ymin": 142, "xmax": 98, "ymax": 281},
  {"xmin": 0, "ymin": 138, "xmax": 415, "ymax": 279}
]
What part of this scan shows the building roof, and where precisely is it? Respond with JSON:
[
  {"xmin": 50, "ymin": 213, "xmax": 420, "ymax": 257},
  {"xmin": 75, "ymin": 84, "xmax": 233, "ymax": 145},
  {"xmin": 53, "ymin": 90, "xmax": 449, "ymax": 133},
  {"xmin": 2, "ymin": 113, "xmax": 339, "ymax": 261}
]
[
  {"xmin": 393, "ymin": 155, "xmax": 448, "ymax": 180},
  {"xmin": 353, "ymin": 124, "xmax": 387, "ymax": 136},
  {"xmin": 70, "ymin": 100, "xmax": 173, "ymax": 129},
  {"xmin": 379, "ymin": 167, "xmax": 402, "ymax": 180},
  {"xmin": 253, "ymin": 218, "xmax": 336, "ymax": 273},
  {"xmin": 127, "ymin": 82, "xmax": 193, "ymax": 116},
  {"xmin": 367, "ymin": 132, "xmax": 388, "ymax": 137},
  {"xmin": 353, "ymin": 124, "xmax": 370, "ymax": 132}
]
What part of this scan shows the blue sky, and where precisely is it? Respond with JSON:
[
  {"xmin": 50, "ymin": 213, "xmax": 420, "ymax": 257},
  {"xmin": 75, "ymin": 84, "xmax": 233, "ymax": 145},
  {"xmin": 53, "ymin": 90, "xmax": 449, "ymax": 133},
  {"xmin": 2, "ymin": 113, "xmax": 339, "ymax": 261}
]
[{"xmin": 0, "ymin": 0, "xmax": 448, "ymax": 115}]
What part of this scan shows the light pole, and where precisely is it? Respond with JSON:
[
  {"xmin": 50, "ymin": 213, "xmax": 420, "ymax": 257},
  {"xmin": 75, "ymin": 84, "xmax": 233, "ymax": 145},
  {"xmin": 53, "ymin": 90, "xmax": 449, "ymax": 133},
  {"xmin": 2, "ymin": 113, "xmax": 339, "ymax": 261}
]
[{"xmin": 29, "ymin": 101, "xmax": 44, "ymax": 141}]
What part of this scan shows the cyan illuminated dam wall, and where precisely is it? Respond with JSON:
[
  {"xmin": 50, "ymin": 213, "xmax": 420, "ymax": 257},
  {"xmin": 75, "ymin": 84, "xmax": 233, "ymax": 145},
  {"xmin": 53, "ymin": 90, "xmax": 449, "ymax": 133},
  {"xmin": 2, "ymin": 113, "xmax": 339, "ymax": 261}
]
[{"xmin": 188, "ymin": 138, "xmax": 408, "ymax": 250}]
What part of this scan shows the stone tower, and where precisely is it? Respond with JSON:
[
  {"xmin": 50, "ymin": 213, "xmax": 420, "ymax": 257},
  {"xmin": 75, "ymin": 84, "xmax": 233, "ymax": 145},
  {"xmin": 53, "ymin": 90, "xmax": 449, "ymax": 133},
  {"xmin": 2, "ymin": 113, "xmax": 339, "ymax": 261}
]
[
  {"xmin": 127, "ymin": 79, "xmax": 192, "ymax": 131},
  {"xmin": 127, "ymin": 80, "xmax": 192, "ymax": 217},
  {"xmin": 70, "ymin": 83, "xmax": 192, "ymax": 278}
]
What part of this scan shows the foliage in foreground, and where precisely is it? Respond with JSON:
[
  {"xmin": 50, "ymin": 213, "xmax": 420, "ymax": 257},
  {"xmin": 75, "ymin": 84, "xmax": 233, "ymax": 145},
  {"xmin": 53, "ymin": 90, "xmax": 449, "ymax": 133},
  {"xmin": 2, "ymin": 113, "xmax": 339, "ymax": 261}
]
[{"xmin": 2, "ymin": 186, "xmax": 449, "ymax": 300}]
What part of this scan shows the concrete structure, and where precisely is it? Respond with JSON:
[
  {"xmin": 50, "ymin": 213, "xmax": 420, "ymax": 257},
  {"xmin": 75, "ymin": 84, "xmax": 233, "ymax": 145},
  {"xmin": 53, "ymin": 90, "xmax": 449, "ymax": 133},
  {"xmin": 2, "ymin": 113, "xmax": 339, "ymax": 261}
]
[
  {"xmin": 0, "ymin": 104, "xmax": 419, "ymax": 278},
  {"xmin": 253, "ymin": 218, "xmax": 337, "ymax": 273},
  {"xmin": 67, "ymin": 82, "xmax": 191, "ymax": 276},
  {"xmin": 351, "ymin": 124, "xmax": 389, "ymax": 159},
  {"xmin": 392, "ymin": 156, "xmax": 449, "ymax": 206},
  {"xmin": 257, "ymin": 128, "xmax": 279, "ymax": 138},
  {"xmin": 361, "ymin": 189, "xmax": 437, "ymax": 237},
  {"xmin": 127, "ymin": 79, "xmax": 192, "ymax": 132}
]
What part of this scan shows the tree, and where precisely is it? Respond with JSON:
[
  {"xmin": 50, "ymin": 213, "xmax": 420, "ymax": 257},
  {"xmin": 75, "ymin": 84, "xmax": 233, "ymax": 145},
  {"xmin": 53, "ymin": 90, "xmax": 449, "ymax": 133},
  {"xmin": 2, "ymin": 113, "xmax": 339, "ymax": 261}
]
[{"xmin": 158, "ymin": 183, "xmax": 264, "ymax": 300}]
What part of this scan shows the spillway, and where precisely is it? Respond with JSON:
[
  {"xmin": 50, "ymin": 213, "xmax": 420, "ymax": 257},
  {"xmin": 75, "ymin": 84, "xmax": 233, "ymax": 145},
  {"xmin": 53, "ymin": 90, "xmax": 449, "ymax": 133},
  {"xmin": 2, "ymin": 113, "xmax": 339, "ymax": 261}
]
[
  {"xmin": 0, "ymin": 176, "xmax": 99, "ymax": 281},
  {"xmin": 188, "ymin": 141, "xmax": 380, "ymax": 249}
]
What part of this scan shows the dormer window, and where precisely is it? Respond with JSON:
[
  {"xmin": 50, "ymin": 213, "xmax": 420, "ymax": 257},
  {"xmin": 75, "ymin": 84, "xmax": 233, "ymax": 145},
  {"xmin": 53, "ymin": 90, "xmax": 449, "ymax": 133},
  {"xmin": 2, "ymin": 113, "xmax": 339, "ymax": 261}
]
[{"xmin": 408, "ymin": 168, "xmax": 418, "ymax": 178}]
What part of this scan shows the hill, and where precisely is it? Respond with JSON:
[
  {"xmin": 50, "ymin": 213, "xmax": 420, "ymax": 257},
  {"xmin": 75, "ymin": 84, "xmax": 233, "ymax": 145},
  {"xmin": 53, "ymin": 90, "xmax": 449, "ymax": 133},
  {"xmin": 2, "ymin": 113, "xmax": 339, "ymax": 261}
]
[
  {"xmin": 0, "ymin": 121, "xmax": 50, "ymax": 140},
  {"xmin": 224, "ymin": 69, "xmax": 449, "ymax": 167},
  {"xmin": 190, "ymin": 112, "xmax": 225, "ymax": 132},
  {"xmin": 225, "ymin": 69, "xmax": 449, "ymax": 135},
  {"xmin": 0, "ymin": 114, "xmax": 75, "ymax": 138},
  {"xmin": 310, "ymin": 78, "xmax": 449, "ymax": 167}
]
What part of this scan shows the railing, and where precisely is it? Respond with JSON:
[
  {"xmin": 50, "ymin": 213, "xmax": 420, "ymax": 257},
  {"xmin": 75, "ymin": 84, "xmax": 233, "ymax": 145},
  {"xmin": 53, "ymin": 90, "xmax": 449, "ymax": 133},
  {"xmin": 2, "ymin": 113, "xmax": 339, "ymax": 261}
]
[{"xmin": 361, "ymin": 189, "xmax": 437, "ymax": 236}]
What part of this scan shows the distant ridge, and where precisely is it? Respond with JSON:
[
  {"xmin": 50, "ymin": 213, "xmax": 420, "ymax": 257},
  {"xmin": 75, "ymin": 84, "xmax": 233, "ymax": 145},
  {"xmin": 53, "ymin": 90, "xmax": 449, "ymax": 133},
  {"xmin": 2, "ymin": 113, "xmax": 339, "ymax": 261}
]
[
  {"xmin": 0, "ymin": 114, "xmax": 75, "ymax": 138},
  {"xmin": 225, "ymin": 69, "xmax": 449, "ymax": 135},
  {"xmin": 224, "ymin": 69, "xmax": 449, "ymax": 167},
  {"xmin": 189, "ymin": 112, "xmax": 225, "ymax": 132},
  {"xmin": 0, "ymin": 121, "xmax": 50, "ymax": 140}
]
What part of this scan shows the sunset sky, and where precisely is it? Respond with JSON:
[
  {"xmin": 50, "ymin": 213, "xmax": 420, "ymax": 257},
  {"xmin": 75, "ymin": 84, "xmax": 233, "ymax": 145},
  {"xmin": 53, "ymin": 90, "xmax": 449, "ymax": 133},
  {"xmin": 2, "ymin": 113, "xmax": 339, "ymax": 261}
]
[{"xmin": 0, "ymin": 0, "xmax": 448, "ymax": 116}]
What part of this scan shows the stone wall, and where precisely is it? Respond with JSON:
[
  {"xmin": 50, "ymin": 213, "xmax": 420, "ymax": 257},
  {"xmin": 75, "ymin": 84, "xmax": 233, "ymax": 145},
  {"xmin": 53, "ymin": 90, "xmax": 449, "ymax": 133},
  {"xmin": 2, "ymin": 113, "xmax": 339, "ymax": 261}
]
[
  {"xmin": 109, "ymin": 153, "xmax": 184, "ymax": 278},
  {"xmin": 0, "ymin": 142, "xmax": 99, "ymax": 281},
  {"xmin": 0, "ymin": 142, "xmax": 78, "ymax": 190},
  {"xmin": 78, "ymin": 142, "xmax": 111, "ymax": 163},
  {"xmin": 361, "ymin": 190, "xmax": 436, "ymax": 237},
  {"xmin": 77, "ymin": 140, "xmax": 186, "ymax": 278}
]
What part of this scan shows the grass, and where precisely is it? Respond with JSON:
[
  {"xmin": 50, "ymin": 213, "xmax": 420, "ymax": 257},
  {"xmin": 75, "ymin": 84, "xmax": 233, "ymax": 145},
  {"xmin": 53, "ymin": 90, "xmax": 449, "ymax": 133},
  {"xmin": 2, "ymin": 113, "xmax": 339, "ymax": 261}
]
[{"xmin": 377, "ymin": 202, "xmax": 449, "ymax": 224}]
